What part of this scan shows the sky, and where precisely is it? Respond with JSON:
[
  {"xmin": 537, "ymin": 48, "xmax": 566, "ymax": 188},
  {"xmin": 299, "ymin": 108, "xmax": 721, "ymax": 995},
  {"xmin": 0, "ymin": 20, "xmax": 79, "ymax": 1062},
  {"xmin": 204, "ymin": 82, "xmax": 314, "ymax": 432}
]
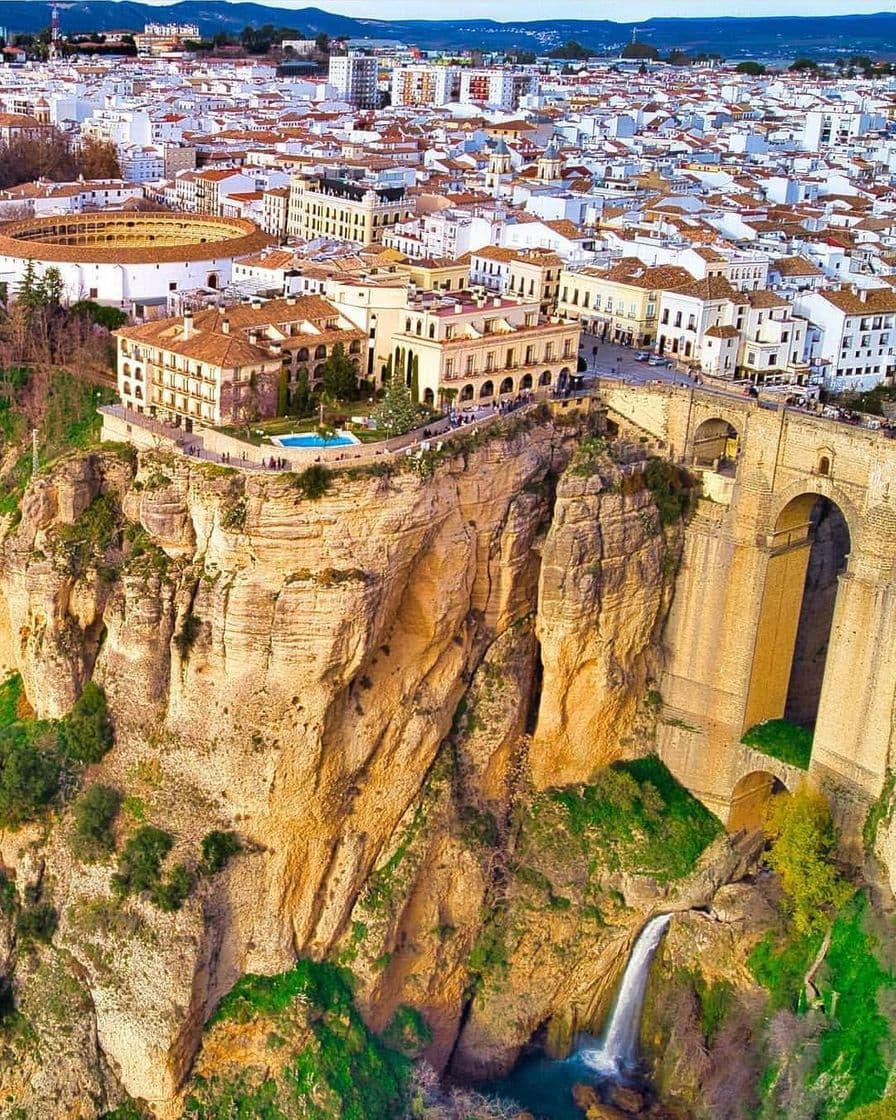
[{"xmin": 133, "ymin": 0, "xmax": 896, "ymax": 17}]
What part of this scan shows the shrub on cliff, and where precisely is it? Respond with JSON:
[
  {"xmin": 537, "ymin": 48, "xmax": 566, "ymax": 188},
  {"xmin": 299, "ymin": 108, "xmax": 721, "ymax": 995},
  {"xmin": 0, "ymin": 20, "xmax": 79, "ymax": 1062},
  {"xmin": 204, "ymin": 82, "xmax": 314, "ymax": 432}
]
[
  {"xmin": 15, "ymin": 902, "xmax": 58, "ymax": 945},
  {"xmin": 0, "ymin": 720, "xmax": 61, "ymax": 828},
  {"xmin": 111, "ymin": 825, "xmax": 173, "ymax": 899},
  {"xmin": 201, "ymin": 830, "xmax": 241, "ymax": 874},
  {"xmin": 59, "ymin": 681, "xmax": 114, "ymax": 764},
  {"xmin": 644, "ymin": 457, "xmax": 693, "ymax": 525},
  {"xmin": 764, "ymin": 786, "xmax": 851, "ymax": 936},
  {"xmin": 291, "ymin": 463, "xmax": 331, "ymax": 500},
  {"xmin": 71, "ymin": 783, "xmax": 122, "ymax": 860}
]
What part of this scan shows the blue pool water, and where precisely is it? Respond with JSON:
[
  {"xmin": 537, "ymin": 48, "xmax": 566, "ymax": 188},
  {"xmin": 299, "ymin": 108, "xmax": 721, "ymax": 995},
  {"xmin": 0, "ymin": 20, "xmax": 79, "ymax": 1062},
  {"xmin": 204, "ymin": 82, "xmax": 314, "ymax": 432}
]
[{"xmin": 273, "ymin": 432, "xmax": 358, "ymax": 449}]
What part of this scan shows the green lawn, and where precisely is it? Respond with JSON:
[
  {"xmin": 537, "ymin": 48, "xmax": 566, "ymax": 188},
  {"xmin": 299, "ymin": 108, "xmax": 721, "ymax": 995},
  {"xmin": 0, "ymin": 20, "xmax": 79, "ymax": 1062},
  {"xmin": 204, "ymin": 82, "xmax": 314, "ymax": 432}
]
[{"xmin": 741, "ymin": 719, "xmax": 813, "ymax": 770}]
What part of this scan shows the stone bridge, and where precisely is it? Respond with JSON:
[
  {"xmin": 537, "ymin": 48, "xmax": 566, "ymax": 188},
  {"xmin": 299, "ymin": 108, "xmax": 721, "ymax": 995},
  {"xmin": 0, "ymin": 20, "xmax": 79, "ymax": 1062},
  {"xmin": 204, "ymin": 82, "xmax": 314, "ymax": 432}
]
[{"xmin": 601, "ymin": 382, "xmax": 896, "ymax": 844}]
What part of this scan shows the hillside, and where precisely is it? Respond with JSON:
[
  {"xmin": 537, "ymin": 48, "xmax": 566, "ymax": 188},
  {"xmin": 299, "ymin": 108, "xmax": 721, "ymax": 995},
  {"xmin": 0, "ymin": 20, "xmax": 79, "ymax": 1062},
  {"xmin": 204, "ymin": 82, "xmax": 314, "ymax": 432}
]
[{"xmin": 1, "ymin": 2, "xmax": 896, "ymax": 59}]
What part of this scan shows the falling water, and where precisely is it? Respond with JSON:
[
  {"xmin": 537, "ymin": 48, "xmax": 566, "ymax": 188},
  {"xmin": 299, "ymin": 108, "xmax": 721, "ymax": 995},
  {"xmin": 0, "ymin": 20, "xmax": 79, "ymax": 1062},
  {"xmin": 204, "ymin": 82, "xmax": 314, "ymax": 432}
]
[
  {"xmin": 579, "ymin": 913, "xmax": 672, "ymax": 1078},
  {"xmin": 484, "ymin": 912, "xmax": 673, "ymax": 1118}
]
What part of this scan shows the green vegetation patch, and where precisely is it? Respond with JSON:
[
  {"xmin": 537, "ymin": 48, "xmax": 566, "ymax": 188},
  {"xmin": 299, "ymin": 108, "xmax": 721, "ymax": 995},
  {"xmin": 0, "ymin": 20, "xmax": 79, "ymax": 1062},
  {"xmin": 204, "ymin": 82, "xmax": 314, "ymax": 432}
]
[
  {"xmin": 71, "ymin": 784, "xmax": 122, "ymax": 861},
  {"xmin": 532, "ymin": 755, "xmax": 723, "ymax": 884},
  {"xmin": 188, "ymin": 959, "xmax": 415, "ymax": 1120},
  {"xmin": 0, "ymin": 673, "xmax": 115, "ymax": 829},
  {"xmin": 643, "ymin": 457, "xmax": 693, "ymax": 525},
  {"xmin": 741, "ymin": 719, "xmax": 813, "ymax": 770},
  {"xmin": 110, "ymin": 824, "xmax": 194, "ymax": 912},
  {"xmin": 811, "ymin": 894, "xmax": 895, "ymax": 1118},
  {"xmin": 201, "ymin": 830, "xmax": 241, "ymax": 874}
]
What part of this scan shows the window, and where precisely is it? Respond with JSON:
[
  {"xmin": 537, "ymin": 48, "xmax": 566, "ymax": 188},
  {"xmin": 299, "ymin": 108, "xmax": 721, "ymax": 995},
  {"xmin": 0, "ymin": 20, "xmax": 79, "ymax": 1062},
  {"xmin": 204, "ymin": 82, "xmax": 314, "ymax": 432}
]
[
  {"xmin": 169, "ymin": 281, "xmax": 177, "ymax": 292},
  {"xmin": 661, "ymin": 309, "xmax": 670, "ymax": 325},
  {"xmin": 769, "ymin": 354, "xmax": 777, "ymax": 366},
  {"xmin": 674, "ymin": 311, "xmax": 682, "ymax": 329}
]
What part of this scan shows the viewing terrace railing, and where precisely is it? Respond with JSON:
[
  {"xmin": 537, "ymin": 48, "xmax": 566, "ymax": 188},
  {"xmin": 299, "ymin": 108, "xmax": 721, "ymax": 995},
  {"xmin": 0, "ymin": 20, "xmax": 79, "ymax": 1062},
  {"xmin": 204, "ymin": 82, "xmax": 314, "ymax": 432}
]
[{"xmin": 98, "ymin": 390, "xmax": 596, "ymax": 474}]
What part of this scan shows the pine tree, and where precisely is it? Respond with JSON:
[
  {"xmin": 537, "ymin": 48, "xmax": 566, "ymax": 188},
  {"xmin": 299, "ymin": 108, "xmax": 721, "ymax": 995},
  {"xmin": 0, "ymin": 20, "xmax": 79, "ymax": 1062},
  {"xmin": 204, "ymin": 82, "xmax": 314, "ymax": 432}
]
[{"xmin": 375, "ymin": 375, "xmax": 419, "ymax": 437}]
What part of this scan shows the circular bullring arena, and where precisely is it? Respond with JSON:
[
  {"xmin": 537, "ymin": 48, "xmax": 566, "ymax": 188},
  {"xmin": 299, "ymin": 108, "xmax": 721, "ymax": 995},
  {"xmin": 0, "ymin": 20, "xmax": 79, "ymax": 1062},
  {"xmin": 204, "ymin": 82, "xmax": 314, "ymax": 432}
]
[{"xmin": 0, "ymin": 212, "xmax": 271, "ymax": 315}]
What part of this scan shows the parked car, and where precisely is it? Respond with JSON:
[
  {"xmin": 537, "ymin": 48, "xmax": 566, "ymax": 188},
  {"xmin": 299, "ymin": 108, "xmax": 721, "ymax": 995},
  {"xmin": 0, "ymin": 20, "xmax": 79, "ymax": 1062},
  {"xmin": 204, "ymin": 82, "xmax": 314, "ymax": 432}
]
[
  {"xmin": 647, "ymin": 355, "xmax": 668, "ymax": 366},
  {"xmin": 635, "ymin": 350, "xmax": 651, "ymax": 362}
]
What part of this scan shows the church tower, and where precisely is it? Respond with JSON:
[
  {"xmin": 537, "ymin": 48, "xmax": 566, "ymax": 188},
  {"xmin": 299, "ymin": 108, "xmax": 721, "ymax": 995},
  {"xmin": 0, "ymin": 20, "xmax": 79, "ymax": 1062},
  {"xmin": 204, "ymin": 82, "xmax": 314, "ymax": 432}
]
[
  {"xmin": 537, "ymin": 141, "xmax": 562, "ymax": 182},
  {"xmin": 486, "ymin": 138, "xmax": 512, "ymax": 191}
]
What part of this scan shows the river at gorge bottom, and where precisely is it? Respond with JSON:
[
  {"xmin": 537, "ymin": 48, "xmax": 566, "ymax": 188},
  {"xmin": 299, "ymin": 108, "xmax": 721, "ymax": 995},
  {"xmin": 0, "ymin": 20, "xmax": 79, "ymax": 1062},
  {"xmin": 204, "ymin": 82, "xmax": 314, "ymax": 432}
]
[{"xmin": 484, "ymin": 1040, "xmax": 631, "ymax": 1119}]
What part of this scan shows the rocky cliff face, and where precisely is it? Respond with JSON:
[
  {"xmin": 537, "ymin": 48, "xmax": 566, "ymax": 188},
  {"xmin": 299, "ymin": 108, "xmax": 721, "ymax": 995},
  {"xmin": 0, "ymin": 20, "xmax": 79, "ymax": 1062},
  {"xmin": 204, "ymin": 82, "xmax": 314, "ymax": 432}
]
[{"xmin": 0, "ymin": 418, "xmax": 725, "ymax": 1117}]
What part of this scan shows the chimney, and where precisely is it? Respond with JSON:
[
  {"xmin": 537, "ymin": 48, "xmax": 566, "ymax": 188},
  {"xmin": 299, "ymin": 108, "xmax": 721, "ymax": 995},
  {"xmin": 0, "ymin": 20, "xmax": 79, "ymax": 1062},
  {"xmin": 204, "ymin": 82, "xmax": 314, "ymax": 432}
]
[
  {"xmin": 492, "ymin": 296, "xmax": 501, "ymax": 307},
  {"xmin": 859, "ymin": 289, "xmax": 868, "ymax": 303},
  {"xmin": 286, "ymin": 295, "xmax": 296, "ymax": 305},
  {"xmin": 249, "ymin": 329, "xmax": 259, "ymax": 346},
  {"xmin": 221, "ymin": 318, "xmax": 230, "ymax": 335},
  {"xmin": 270, "ymin": 340, "xmax": 282, "ymax": 356},
  {"xmin": 454, "ymin": 303, "xmax": 463, "ymax": 314},
  {"xmin": 183, "ymin": 309, "xmax": 194, "ymax": 339}
]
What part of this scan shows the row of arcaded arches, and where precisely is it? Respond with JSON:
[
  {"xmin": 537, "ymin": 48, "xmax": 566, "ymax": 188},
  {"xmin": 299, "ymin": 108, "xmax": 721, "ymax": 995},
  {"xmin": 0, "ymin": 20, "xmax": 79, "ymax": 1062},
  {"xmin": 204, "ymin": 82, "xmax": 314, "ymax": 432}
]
[{"xmin": 456, "ymin": 368, "xmax": 570, "ymax": 402}]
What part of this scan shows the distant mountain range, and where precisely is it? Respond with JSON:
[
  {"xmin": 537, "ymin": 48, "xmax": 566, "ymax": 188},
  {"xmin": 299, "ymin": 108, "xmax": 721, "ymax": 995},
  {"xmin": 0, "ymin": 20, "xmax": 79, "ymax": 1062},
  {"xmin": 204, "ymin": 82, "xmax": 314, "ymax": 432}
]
[{"xmin": 1, "ymin": 2, "xmax": 896, "ymax": 60}]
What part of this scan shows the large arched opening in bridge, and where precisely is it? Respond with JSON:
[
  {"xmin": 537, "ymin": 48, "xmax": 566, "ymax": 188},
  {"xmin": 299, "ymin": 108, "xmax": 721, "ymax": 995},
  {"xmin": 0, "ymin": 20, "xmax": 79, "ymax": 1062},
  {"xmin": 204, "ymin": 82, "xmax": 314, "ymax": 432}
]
[
  {"xmin": 692, "ymin": 417, "xmax": 740, "ymax": 469},
  {"xmin": 744, "ymin": 492, "xmax": 852, "ymax": 743},
  {"xmin": 727, "ymin": 770, "xmax": 788, "ymax": 833}
]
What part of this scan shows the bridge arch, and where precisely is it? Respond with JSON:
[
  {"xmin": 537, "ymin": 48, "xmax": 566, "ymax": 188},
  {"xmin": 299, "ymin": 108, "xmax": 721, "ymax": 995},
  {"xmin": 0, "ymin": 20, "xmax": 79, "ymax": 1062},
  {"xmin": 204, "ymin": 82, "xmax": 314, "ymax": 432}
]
[
  {"xmin": 744, "ymin": 491, "xmax": 852, "ymax": 740},
  {"xmin": 727, "ymin": 769, "xmax": 789, "ymax": 833},
  {"xmin": 692, "ymin": 417, "xmax": 740, "ymax": 468}
]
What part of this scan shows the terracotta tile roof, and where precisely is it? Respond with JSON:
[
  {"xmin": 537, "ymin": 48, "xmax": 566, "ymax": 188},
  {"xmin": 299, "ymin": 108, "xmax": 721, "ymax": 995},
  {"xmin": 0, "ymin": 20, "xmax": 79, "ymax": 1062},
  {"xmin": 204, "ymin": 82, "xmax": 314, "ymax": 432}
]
[
  {"xmin": 772, "ymin": 256, "xmax": 823, "ymax": 277},
  {"xmin": 820, "ymin": 287, "xmax": 896, "ymax": 315}
]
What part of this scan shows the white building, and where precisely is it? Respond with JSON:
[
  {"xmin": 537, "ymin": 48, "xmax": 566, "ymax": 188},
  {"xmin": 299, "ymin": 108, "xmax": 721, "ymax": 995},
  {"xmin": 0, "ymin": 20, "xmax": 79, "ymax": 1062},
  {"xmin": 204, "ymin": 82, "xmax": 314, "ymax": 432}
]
[
  {"xmin": 328, "ymin": 53, "xmax": 378, "ymax": 109},
  {"xmin": 802, "ymin": 109, "xmax": 885, "ymax": 151},
  {"xmin": 392, "ymin": 65, "xmax": 461, "ymax": 107},
  {"xmin": 794, "ymin": 287, "xmax": 896, "ymax": 391},
  {"xmin": 459, "ymin": 69, "xmax": 538, "ymax": 111}
]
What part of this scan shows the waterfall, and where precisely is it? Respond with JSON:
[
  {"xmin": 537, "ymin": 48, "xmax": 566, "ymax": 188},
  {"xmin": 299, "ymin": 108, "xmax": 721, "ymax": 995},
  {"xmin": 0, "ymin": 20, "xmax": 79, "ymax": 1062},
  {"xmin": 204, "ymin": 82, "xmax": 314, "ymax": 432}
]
[{"xmin": 578, "ymin": 913, "xmax": 672, "ymax": 1079}]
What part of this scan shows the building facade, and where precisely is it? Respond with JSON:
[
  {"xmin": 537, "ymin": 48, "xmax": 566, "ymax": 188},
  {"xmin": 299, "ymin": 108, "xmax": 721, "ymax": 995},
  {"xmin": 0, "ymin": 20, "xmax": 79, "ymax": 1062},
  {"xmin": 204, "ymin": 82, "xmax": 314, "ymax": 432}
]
[
  {"xmin": 287, "ymin": 173, "xmax": 413, "ymax": 246},
  {"xmin": 390, "ymin": 291, "xmax": 580, "ymax": 406},
  {"xmin": 328, "ymin": 53, "xmax": 379, "ymax": 109},
  {"xmin": 115, "ymin": 295, "xmax": 366, "ymax": 425}
]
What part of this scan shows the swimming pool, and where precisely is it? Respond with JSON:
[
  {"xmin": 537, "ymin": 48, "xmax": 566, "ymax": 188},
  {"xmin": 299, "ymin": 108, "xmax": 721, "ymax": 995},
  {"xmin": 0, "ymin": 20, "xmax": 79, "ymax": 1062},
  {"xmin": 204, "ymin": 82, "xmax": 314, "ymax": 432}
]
[{"xmin": 272, "ymin": 431, "xmax": 360, "ymax": 449}]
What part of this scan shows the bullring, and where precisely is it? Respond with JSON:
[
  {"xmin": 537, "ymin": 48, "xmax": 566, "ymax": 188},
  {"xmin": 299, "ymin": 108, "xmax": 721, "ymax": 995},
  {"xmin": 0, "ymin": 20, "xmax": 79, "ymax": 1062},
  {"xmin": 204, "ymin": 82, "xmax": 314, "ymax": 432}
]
[{"xmin": 0, "ymin": 211, "xmax": 272, "ymax": 315}]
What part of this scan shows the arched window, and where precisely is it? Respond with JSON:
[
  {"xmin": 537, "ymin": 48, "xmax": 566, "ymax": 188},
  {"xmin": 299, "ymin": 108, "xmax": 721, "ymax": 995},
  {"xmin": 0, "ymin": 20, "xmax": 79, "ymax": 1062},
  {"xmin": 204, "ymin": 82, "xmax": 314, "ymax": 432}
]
[
  {"xmin": 349, "ymin": 340, "xmax": 361, "ymax": 354},
  {"xmin": 297, "ymin": 347, "xmax": 309, "ymax": 362},
  {"xmin": 818, "ymin": 454, "xmax": 831, "ymax": 477},
  {"xmin": 315, "ymin": 345, "xmax": 327, "ymax": 360}
]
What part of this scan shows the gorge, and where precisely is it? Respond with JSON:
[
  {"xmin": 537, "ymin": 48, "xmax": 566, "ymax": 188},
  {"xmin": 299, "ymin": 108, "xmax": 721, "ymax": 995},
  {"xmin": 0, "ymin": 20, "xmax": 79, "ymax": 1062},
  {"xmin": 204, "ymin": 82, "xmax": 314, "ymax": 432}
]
[{"xmin": 0, "ymin": 395, "xmax": 893, "ymax": 1120}]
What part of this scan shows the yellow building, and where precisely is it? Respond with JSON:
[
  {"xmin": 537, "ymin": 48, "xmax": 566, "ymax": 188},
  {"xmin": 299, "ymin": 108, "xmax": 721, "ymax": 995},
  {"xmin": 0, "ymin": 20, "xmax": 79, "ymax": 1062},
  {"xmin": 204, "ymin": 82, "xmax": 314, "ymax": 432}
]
[
  {"xmin": 287, "ymin": 173, "xmax": 414, "ymax": 246},
  {"xmin": 395, "ymin": 256, "xmax": 469, "ymax": 293},
  {"xmin": 390, "ymin": 292, "xmax": 580, "ymax": 406},
  {"xmin": 556, "ymin": 259, "xmax": 693, "ymax": 348}
]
